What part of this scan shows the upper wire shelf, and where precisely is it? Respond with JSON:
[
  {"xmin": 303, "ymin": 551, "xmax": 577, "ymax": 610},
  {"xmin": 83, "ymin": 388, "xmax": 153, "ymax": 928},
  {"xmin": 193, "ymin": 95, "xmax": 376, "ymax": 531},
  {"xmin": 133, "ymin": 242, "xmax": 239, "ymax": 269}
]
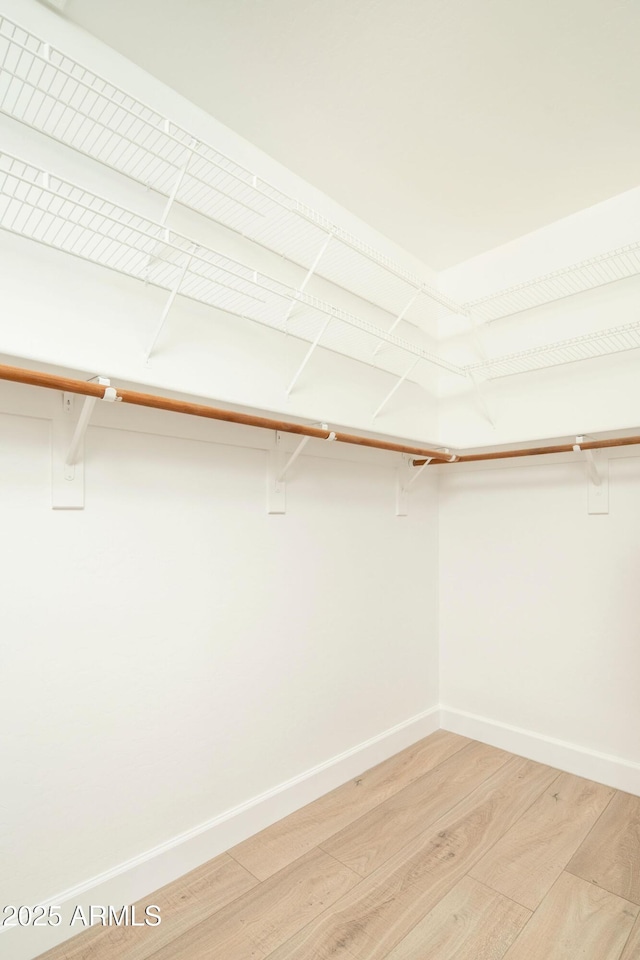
[
  {"xmin": 464, "ymin": 241, "xmax": 640, "ymax": 323},
  {"xmin": 1, "ymin": 148, "xmax": 639, "ymax": 387},
  {"xmin": 0, "ymin": 14, "xmax": 463, "ymax": 330},
  {"xmin": 1, "ymin": 16, "xmax": 639, "ymax": 391},
  {"xmin": 0, "ymin": 150, "xmax": 460, "ymax": 380},
  {"xmin": 467, "ymin": 319, "xmax": 640, "ymax": 379}
]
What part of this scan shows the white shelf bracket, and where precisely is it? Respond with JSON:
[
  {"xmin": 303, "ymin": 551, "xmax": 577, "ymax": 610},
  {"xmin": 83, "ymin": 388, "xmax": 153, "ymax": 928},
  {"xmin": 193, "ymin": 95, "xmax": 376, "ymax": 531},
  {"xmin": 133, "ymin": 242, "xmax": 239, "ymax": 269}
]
[
  {"xmin": 52, "ymin": 378, "xmax": 118, "ymax": 509},
  {"xmin": 160, "ymin": 143, "xmax": 196, "ymax": 225},
  {"xmin": 373, "ymin": 291, "xmax": 419, "ymax": 357},
  {"xmin": 373, "ymin": 359, "xmax": 420, "ymax": 420},
  {"xmin": 286, "ymin": 316, "xmax": 332, "ymax": 396},
  {"xmin": 267, "ymin": 431, "xmax": 286, "ymax": 514},
  {"xmin": 573, "ymin": 437, "xmax": 609, "ymax": 514},
  {"xmin": 268, "ymin": 426, "xmax": 335, "ymax": 513},
  {"xmin": 65, "ymin": 395, "xmax": 98, "ymax": 473},
  {"xmin": 142, "ymin": 141, "xmax": 195, "ymax": 274},
  {"xmin": 284, "ymin": 233, "xmax": 332, "ymax": 332},
  {"xmin": 145, "ymin": 254, "xmax": 192, "ymax": 362},
  {"xmin": 396, "ymin": 454, "xmax": 432, "ymax": 516},
  {"xmin": 468, "ymin": 370, "xmax": 496, "ymax": 428}
]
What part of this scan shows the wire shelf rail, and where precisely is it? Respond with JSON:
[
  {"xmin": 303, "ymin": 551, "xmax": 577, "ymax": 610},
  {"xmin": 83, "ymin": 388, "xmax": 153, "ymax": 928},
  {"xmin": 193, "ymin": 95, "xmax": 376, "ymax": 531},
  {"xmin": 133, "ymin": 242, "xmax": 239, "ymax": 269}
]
[
  {"xmin": 2, "ymin": 150, "xmax": 639, "ymax": 385},
  {"xmin": 467, "ymin": 320, "xmax": 640, "ymax": 379},
  {"xmin": 464, "ymin": 241, "xmax": 640, "ymax": 323},
  {"xmin": 0, "ymin": 14, "xmax": 464, "ymax": 330},
  {"xmin": 0, "ymin": 150, "xmax": 461, "ymax": 381},
  {"xmin": 1, "ymin": 18, "xmax": 640, "ymax": 389}
]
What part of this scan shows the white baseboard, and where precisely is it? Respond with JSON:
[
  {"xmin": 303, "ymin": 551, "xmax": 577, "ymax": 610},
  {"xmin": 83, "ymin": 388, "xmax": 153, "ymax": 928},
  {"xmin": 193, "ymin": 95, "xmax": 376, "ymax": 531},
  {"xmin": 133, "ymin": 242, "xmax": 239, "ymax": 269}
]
[
  {"xmin": 441, "ymin": 705, "xmax": 640, "ymax": 796},
  {"xmin": 4, "ymin": 706, "xmax": 439, "ymax": 960}
]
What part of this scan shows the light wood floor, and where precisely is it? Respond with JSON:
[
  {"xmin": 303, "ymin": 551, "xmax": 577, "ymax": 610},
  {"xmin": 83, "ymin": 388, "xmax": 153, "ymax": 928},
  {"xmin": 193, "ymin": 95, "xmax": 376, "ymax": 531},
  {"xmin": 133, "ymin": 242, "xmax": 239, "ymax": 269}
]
[{"xmin": 38, "ymin": 731, "xmax": 640, "ymax": 960}]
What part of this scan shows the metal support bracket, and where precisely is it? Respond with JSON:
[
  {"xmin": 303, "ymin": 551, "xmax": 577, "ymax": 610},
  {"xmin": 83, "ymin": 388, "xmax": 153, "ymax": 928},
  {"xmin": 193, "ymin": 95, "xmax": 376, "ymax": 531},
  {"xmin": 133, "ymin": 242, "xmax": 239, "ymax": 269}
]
[
  {"xmin": 277, "ymin": 436, "xmax": 311, "ymax": 483},
  {"xmin": 284, "ymin": 233, "xmax": 332, "ymax": 332},
  {"xmin": 145, "ymin": 254, "xmax": 192, "ymax": 362},
  {"xmin": 573, "ymin": 437, "xmax": 609, "ymax": 514},
  {"xmin": 159, "ymin": 144, "xmax": 196, "ymax": 225},
  {"xmin": 373, "ymin": 359, "xmax": 420, "ymax": 420},
  {"xmin": 267, "ymin": 426, "xmax": 335, "ymax": 513},
  {"xmin": 373, "ymin": 291, "xmax": 419, "ymax": 357},
  {"xmin": 286, "ymin": 317, "xmax": 332, "ymax": 396},
  {"xmin": 396, "ymin": 454, "xmax": 432, "ymax": 516},
  {"xmin": 52, "ymin": 379, "xmax": 119, "ymax": 509},
  {"xmin": 267, "ymin": 432, "xmax": 286, "ymax": 514},
  {"xmin": 141, "ymin": 142, "xmax": 195, "ymax": 285}
]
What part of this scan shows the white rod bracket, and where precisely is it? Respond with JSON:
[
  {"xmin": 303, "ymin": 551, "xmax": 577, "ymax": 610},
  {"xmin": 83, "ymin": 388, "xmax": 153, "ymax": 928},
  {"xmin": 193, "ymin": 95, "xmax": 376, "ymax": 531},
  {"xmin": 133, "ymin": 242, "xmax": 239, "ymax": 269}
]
[
  {"xmin": 277, "ymin": 435, "xmax": 311, "ymax": 483},
  {"xmin": 406, "ymin": 457, "xmax": 432, "ymax": 488},
  {"xmin": 286, "ymin": 316, "xmax": 332, "ymax": 396},
  {"xmin": 396, "ymin": 454, "xmax": 436, "ymax": 516},
  {"xmin": 267, "ymin": 432, "xmax": 286, "ymax": 514},
  {"xmin": 373, "ymin": 359, "xmax": 420, "ymax": 420},
  {"xmin": 268, "ymin": 424, "xmax": 335, "ymax": 511},
  {"xmin": 52, "ymin": 394, "xmax": 84, "ymax": 509},
  {"xmin": 574, "ymin": 437, "xmax": 609, "ymax": 513},
  {"xmin": 65, "ymin": 395, "xmax": 98, "ymax": 473},
  {"xmin": 53, "ymin": 379, "xmax": 114, "ymax": 509}
]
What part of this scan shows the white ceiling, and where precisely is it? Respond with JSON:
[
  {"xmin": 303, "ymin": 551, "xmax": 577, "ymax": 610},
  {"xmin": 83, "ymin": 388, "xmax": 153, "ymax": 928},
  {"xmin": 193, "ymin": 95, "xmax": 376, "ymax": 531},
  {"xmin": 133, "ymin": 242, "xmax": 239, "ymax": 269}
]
[{"xmin": 62, "ymin": 0, "xmax": 640, "ymax": 269}]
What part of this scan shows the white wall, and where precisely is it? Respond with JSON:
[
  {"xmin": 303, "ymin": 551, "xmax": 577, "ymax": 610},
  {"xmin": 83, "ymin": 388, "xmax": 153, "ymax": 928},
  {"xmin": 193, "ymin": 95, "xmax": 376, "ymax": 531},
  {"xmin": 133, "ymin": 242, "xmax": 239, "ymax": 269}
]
[
  {"xmin": 0, "ymin": 376, "xmax": 439, "ymax": 958},
  {"xmin": 439, "ymin": 452, "xmax": 640, "ymax": 790}
]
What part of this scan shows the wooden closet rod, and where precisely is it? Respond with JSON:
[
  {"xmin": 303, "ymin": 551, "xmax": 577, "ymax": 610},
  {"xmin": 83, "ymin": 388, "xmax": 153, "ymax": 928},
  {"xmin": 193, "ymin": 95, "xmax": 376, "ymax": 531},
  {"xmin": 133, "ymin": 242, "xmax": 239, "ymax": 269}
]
[
  {"xmin": 413, "ymin": 434, "xmax": 640, "ymax": 466},
  {"xmin": 0, "ymin": 363, "xmax": 455, "ymax": 461}
]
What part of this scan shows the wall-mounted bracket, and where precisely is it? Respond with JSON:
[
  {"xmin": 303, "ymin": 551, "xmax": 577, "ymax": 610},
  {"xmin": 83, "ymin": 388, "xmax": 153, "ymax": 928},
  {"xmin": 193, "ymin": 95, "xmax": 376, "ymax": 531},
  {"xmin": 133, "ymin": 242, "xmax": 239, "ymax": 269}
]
[
  {"xmin": 373, "ymin": 358, "xmax": 420, "ymax": 420},
  {"xmin": 145, "ymin": 253, "xmax": 192, "ymax": 362},
  {"xmin": 267, "ymin": 432, "xmax": 287, "ymax": 514},
  {"xmin": 277, "ymin": 436, "xmax": 311, "ymax": 483},
  {"xmin": 283, "ymin": 233, "xmax": 332, "ymax": 333},
  {"xmin": 52, "ymin": 378, "xmax": 119, "ymax": 510},
  {"xmin": 573, "ymin": 437, "xmax": 609, "ymax": 514},
  {"xmin": 159, "ymin": 143, "xmax": 197, "ymax": 225},
  {"xmin": 396, "ymin": 453, "xmax": 432, "ymax": 516},
  {"xmin": 267, "ymin": 425, "xmax": 335, "ymax": 513},
  {"xmin": 286, "ymin": 317, "xmax": 332, "ymax": 396},
  {"xmin": 373, "ymin": 291, "xmax": 419, "ymax": 357}
]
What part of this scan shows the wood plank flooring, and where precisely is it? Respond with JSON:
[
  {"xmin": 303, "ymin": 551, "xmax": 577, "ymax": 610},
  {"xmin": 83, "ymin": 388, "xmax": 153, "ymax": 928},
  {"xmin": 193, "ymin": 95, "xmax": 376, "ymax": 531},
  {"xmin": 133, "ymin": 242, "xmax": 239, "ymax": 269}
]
[{"xmin": 37, "ymin": 732, "xmax": 640, "ymax": 960}]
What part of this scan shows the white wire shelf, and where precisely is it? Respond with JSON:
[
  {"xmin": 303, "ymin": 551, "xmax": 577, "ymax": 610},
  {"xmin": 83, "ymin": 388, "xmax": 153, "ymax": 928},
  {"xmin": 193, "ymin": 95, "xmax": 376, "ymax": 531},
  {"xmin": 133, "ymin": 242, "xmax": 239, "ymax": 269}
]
[
  {"xmin": 464, "ymin": 241, "xmax": 640, "ymax": 323},
  {"xmin": 0, "ymin": 151, "xmax": 461, "ymax": 381},
  {"xmin": 466, "ymin": 320, "xmax": 640, "ymax": 380},
  {"xmin": 1, "ymin": 18, "xmax": 639, "ymax": 392},
  {"xmin": 2, "ymin": 149, "xmax": 639, "ymax": 388},
  {"xmin": 0, "ymin": 14, "xmax": 464, "ymax": 330}
]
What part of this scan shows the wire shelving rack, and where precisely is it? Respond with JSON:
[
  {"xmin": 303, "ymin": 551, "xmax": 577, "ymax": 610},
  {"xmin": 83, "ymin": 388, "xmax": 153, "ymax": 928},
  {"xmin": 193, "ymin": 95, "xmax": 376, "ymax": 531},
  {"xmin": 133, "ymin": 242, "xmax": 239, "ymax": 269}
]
[
  {"xmin": 0, "ymin": 151, "xmax": 460, "ymax": 380},
  {"xmin": 464, "ymin": 242, "xmax": 640, "ymax": 323},
  {"xmin": 467, "ymin": 320, "xmax": 640, "ymax": 379},
  {"xmin": 1, "ymin": 15, "xmax": 640, "ymax": 389},
  {"xmin": 0, "ymin": 14, "xmax": 463, "ymax": 331}
]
